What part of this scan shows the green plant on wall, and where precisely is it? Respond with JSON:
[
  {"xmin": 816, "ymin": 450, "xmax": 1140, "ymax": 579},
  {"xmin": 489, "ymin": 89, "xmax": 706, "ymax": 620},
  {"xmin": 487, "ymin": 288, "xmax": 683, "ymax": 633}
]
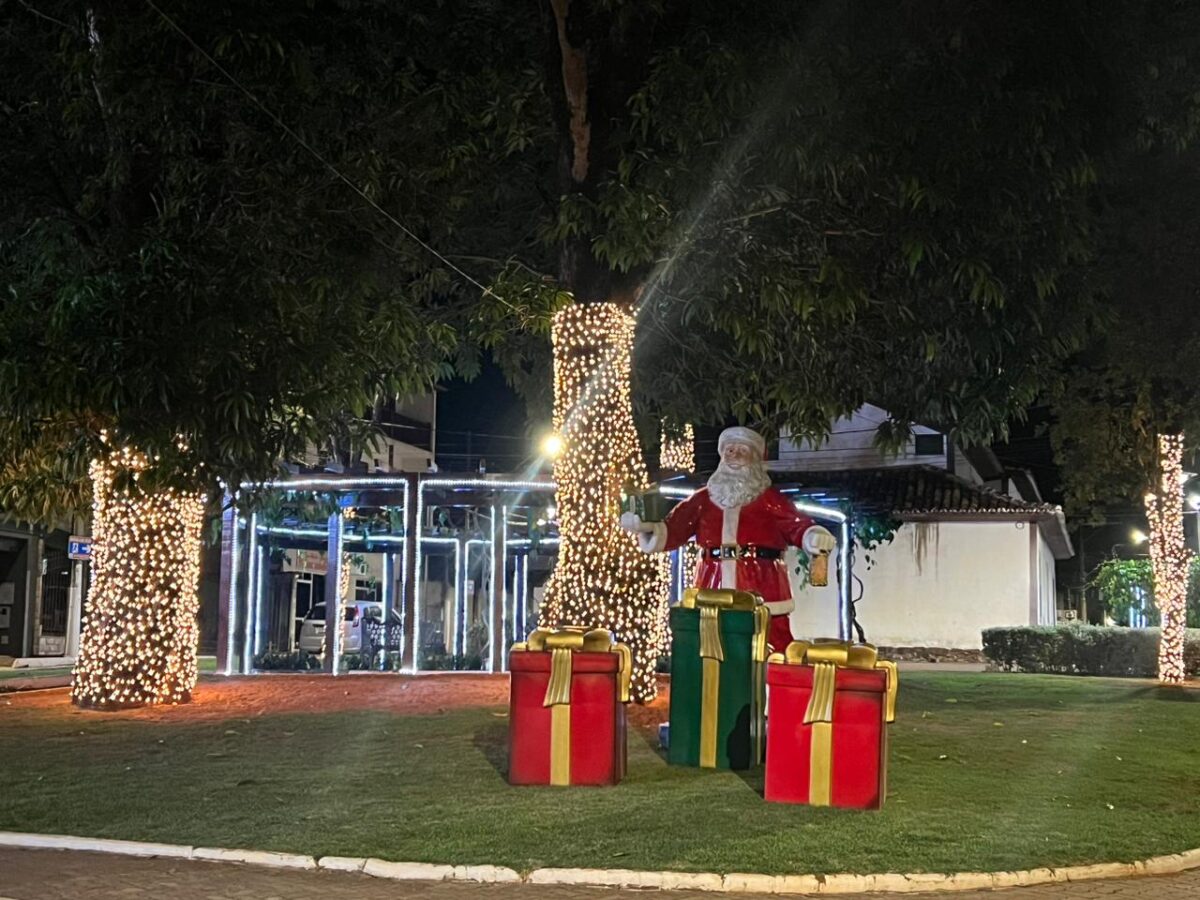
[
  {"xmin": 1091, "ymin": 557, "xmax": 1200, "ymax": 627},
  {"xmin": 254, "ymin": 490, "xmax": 341, "ymax": 529},
  {"xmin": 855, "ymin": 512, "xmax": 902, "ymax": 568},
  {"xmin": 793, "ymin": 510, "xmax": 900, "ymax": 588}
]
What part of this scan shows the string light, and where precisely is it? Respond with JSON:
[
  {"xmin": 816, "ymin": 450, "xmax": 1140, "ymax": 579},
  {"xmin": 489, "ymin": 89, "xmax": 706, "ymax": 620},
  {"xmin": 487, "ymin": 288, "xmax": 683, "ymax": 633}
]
[
  {"xmin": 660, "ymin": 422, "xmax": 696, "ymax": 472},
  {"xmin": 72, "ymin": 447, "xmax": 206, "ymax": 709},
  {"xmin": 1144, "ymin": 433, "xmax": 1190, "ymax": 684},
  {"xmin": 539, "ymin": 304, "xmax": 669, "ymax": 701},
  {"xmin": 660, "ymin": 423, "xmax": 700, "ymax": 600}
]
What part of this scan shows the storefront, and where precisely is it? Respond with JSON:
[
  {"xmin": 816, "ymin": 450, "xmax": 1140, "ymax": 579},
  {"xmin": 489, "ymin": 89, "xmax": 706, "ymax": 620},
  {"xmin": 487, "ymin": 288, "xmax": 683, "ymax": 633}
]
[
  {"xmin": 216, "ymin": 474, "xmax": 563, "ymax": 675},
  {"xmin": 0, "ymin": 521, "xmax": 90, "ymax": 663}
]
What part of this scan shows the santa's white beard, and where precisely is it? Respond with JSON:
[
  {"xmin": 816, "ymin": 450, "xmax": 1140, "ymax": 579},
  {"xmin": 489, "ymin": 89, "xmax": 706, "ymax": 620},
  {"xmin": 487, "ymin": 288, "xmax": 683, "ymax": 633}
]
[{"xmin": 706, "ymin": 459, "xmax": 771, "ymax": 509}]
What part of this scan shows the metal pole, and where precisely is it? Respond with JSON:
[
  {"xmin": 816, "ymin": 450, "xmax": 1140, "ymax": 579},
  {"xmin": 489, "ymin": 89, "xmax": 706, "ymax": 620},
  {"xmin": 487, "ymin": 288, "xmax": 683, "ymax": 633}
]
[
  {"xmin": 839, "ymin": 517, "xmax": 853, "ymax": 641},
  {"xmin": 323, "ymin": 512, "xmax": 344, "ymax": 676}
]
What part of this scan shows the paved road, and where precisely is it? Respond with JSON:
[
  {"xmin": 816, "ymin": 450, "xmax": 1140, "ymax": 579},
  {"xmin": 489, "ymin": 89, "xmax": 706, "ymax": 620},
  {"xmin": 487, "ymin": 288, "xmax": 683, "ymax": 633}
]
[{"xmin": 2, "ymin": 848, "xmax": 1198, "ymax": 899}]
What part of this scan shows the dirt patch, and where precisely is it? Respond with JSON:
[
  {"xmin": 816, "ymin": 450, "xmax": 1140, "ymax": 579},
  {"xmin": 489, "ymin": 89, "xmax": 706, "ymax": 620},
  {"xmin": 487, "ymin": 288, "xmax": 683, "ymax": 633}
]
[
  {"xmin": 879, "ymin": 645, "xmax": 986, "ymax": 664},
  {"xmin": 3, "ymin": 672, "xmax": 672, "ymax": 730}
]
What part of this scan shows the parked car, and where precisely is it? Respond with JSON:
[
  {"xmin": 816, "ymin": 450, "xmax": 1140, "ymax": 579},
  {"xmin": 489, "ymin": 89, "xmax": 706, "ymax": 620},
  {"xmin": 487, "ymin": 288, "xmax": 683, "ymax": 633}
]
[{"xmin": 297, "ymin": 601, "xmax": 383, "ymax": 655}]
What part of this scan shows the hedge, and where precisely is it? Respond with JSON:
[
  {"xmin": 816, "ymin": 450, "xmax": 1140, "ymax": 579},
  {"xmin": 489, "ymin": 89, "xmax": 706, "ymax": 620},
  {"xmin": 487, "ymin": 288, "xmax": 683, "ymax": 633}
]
[{"xmin": 982, "ymin": 625, "xmax": 1200, "ymax": 677}]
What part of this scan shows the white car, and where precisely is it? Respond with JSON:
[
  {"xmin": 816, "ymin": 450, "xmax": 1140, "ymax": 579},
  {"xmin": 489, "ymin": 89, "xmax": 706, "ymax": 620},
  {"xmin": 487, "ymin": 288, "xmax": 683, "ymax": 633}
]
[{"xmin": 298, "ymin": 602, "xmax": 382, "ymax": 655}]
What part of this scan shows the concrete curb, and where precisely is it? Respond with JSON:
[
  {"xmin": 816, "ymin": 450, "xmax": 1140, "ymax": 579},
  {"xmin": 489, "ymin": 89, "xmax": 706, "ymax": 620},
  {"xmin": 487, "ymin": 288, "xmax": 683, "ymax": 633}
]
[
  {"xmin": 192, "ymin": 846, "xmax": 317, "ymax": 869},
  {"xmin": 1, "ymin": 830, "xmax": 1199, "ymax": 893}
]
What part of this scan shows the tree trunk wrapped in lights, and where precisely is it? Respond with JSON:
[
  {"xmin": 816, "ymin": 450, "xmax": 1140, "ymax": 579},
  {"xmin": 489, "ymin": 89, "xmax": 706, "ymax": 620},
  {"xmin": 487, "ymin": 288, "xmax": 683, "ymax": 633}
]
[
  {"xmin": 1144, "ymin": 433, "xmax": 1190, "ymax": 685},
  {"xmin": 540, "ymin": 304, "xmax": 669, "ymax": 701},
  {"xmin": 660, "ymin": 421, "xmax": 701, "ymax": 589},
  {"xmin": 71, "ymin": 449, "xmax": 206, "ymax": 709},
  {"xmin": 660, "ymin": 422, "xmax": 696, "ymax": 474}
]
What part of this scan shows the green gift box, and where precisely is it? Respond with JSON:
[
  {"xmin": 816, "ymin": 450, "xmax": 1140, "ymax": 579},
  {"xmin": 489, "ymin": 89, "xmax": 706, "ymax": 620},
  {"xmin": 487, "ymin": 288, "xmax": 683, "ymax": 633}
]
[{"xmin": 668, "ymin": 588, "xmax": 769, "ymax": 769}]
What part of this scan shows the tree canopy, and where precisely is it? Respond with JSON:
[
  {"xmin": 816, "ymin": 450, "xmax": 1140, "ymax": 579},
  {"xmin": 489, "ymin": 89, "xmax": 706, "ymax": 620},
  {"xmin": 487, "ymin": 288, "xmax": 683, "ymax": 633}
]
[
  {"xmin": 6, "ymin": 1, "xmax": 1200, "ymax": 521},
  {"xmin": 1051, "ymin": 146, "xmax": 1200, "ymax": 520},
  {"xmin": 0, "ymin": 0, "xmax": 532, "ymax": 517},
  {"xmin": 466, "ymin": 0, "xmax": 1200, "ymax": 453}
]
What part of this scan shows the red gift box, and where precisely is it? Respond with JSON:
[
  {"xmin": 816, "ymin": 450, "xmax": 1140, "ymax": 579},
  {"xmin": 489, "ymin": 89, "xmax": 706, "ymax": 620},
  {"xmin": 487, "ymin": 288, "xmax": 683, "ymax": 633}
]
[
  {"xmin": 508, "ymin": 628, "xmax": 631, "ymax": 786},
  {"xmin": 764, "ymin": 640, "xmax": 897, "ymax": 809}
]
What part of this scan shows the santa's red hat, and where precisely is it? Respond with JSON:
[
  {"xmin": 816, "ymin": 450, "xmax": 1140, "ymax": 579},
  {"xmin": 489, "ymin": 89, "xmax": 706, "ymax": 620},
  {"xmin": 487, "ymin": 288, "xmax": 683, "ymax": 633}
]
[{"xmin": 717, "ymin": 426, "xmax": 766, "ymax": 459}]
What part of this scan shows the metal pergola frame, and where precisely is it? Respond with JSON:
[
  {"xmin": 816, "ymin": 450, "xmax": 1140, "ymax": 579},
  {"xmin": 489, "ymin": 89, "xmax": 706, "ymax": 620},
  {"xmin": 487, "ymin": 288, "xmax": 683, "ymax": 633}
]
[{"xmin": 216, "ymin": 472, "xmax": 857, "ymax": 676}]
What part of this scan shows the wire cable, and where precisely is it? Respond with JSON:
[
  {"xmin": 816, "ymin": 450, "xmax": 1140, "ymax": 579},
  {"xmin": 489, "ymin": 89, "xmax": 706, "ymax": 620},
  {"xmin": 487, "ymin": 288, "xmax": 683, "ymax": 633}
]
[{"xmin": 144, "ymin": 0, "xmax": 510, "ymax": 308}]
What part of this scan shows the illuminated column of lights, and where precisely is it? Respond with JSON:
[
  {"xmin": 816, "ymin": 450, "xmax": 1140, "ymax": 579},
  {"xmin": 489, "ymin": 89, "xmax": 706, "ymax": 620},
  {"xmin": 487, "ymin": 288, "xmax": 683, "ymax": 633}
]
[
  {"xmin": 499, "ymin": 505, "xmax": 508, "ymax": 671},
  {"xmin": 414, "ymin": 487, "xmax": 425, "ymax": 671},
  {"xmin": 489, "ymin": 508, "xmax": 498, "ymax": 672},
  {"xmin": 71, "ymin": 447, "xmax": 207, "ymax": 709},
  {"xmin": 327, "ymin": 515, "xmax": 344, "ymax": 676},
  {"xmin": 243, "ymin": 512, "xmax": 259, "ymax": 674},
  {"xmin": 253, "ymin": 546, "xmax": 266, "ymax": 658},
  {"xmin": 540, "ymin": 303, "xmax": 669, "ymax": 701},
  {"xmin": 521, "ymin": 551, "xmax": 529, "ymax": 635},
  {"xmin": 398, "ymin": 482, "xmax": 409, "ymax": 671},
  {"xmin": 380, "ymin": 551, "xmax": 391, "ymax": 669},
  {"xmin": 224, "ymin": 502, "xmax": 241, "ymax": 676},
  {"xmin": 510, "ymin": 551, "xmax": 521, "ymax": 648},
  {"xmin": 1145, "ymin": 433, "xmax": 1190, "ymax": 684},
  {"xmin": 659, "ymin": 422, "xmax": 696, "ymax": 472}
]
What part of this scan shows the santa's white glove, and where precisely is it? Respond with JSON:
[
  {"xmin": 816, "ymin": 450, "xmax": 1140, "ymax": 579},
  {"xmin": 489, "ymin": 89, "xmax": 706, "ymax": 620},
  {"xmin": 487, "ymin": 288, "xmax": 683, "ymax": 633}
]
[
  {"xmin": 802, "ymin": 525, "xmax": 836, "ymax": 555},
  {"xmin": 620, "ymin": 511, "xmax": 667, "ymax": 553},
  {"xmin": 620, "ymin": 511, "xmax": 655, "ymax": 533}
]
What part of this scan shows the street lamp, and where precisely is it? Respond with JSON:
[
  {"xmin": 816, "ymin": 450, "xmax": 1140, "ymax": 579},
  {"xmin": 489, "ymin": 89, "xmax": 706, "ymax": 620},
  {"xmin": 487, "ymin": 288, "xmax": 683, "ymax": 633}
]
[
  {"xmin": 539, "ymin": 432, "xmax": 565, "ymax": 460},
  {"xmin": 1111, "ymin": 530, "xmax": 1147, "ymax": 558},
  {"xmin": 1188, "ymin": 495, "xmax": 1200, "ymax": 555}
]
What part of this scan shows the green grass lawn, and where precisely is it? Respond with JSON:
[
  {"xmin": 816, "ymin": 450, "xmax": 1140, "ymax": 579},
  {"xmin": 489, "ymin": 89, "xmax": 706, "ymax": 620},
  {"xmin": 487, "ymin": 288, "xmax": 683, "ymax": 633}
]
[
  {"xmin": 0, "ymin": 666, "xmax": 72, "ymax": 680},
  {"xmin": 0, "ymin": 657, "xmax": 217, "ymax": 681},
  {"xmin": 2, "ymin": 673, "xmax": 1199, "ymax": 875}
]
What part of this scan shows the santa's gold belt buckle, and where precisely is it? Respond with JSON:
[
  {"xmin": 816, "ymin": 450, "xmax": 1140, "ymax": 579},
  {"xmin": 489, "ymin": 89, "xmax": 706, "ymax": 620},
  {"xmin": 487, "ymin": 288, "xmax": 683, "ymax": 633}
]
[{"xmin": 716, "ymin": 544, "xmax": 740, "ymax": 559}]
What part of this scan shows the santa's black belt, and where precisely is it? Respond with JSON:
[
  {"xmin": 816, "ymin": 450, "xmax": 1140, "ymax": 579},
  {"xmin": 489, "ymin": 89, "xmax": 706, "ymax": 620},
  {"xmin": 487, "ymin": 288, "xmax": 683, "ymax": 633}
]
[{"xmin": 704, "ymin": 545, "xmax": 783, "ymax": 560}]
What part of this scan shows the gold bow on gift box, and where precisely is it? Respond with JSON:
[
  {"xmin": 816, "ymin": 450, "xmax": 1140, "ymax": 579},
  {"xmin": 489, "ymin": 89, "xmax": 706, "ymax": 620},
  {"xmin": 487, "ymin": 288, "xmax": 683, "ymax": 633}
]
[
  {"xmin": 768, "ymin": 639, "xmax": 898, "ymax": 806},
  {"xmin": 681, "ymin": 588, "xmax": 770, "ymax": 767},
  {"xmin": 511, "ymin": 627, "xmax": 632, "ymax": 786}
]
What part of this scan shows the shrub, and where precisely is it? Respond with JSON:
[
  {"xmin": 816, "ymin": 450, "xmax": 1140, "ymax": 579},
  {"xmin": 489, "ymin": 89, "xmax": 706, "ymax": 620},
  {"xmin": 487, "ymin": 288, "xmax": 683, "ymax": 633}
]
[
  {"xmin": 982, "ymin": 625, "xmax": 1200, "ymax": 677},
  {"xmin": 336, "ymin": 651, "xmax": 404, "ymax": 672},
  {"xmin": 252, "ymin": 650, "xmax": 321, "ymax": 671}
]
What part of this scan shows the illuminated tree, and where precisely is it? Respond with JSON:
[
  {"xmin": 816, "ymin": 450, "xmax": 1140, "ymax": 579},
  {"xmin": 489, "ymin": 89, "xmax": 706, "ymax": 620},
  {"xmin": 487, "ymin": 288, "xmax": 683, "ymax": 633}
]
[
  {"xmin": 1052, "ymin": 150, "xmax": 1200, "ymax": 684},
  {"xmin": 0, "ymin": 2, "xmax": 494, "ymax": 705},
  {"xmin": 539, "ymin": 305, "xmax": 667, "ymax": 698},
  {"xmin": 72, "ymin": 447, "xmax": 206, "ymax": 709}
]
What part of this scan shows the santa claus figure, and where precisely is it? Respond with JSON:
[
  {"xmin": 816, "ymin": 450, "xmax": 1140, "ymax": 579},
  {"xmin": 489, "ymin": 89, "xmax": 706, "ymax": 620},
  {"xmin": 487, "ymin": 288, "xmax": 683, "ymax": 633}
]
[{"xmin": 621, "ymin": 426, "xmax": 836, "ymax": 652}]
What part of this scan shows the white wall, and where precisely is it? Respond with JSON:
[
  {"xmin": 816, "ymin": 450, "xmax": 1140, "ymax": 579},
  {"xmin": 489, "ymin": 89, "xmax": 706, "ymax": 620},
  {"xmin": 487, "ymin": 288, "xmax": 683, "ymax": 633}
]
[
  {"xmin": 1034, "ymin": 529, "xmax": 1057, "ymax": 626},
  {"xmin": 786, "ymin": 520, "xmax": 1037, "ymax": 649}
]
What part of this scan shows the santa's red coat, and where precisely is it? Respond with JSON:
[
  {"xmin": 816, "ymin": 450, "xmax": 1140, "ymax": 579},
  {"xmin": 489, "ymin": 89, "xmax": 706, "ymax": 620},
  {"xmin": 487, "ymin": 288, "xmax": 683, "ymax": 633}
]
[{"xmin": 642, "ymin": 486, "xmax": 817, "ymax": 650}]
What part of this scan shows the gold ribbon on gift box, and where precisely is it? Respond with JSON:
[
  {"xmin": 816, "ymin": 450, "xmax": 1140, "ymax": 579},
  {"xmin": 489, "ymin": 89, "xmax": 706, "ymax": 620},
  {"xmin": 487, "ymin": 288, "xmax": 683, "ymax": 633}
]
[
  {"xmin": 768, "ymin": 639, "xmax": 898, "ymax": 806},
  {"xmin": 681, "ymin": 588, "xmax": 769, "ymax": 767},
  {"xmin": 511, "ymin": 626, "xmax": 632, "ymax": 786}
]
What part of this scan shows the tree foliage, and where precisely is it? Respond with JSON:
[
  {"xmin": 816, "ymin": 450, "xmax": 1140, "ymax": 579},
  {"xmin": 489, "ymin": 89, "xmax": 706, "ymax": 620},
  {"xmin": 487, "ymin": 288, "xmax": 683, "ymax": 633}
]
[
  {"xmin": 464, "ymin": 1, "xmax": 1200, "ymax": 457},
  {"xmin": 1051, "ymin": 146, "xmax": 1200, "ymax": 520},
  {"xmin": 0, "ymin": 0, "xmax": 540, "ymax": 518},
  {"xmin": 1091, "ymin": 557, "xmax": 1200, "ymax": 627},
  {"xmin": 7, "ymin": 0, "xmax": 1200, "ymax": 523}
]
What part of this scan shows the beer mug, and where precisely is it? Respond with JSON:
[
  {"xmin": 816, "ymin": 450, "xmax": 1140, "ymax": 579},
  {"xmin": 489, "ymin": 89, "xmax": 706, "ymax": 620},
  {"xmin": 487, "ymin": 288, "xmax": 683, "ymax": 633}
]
[{"xmin": 809, "ymin": 550, "xmax": 830, "ymax": 587}]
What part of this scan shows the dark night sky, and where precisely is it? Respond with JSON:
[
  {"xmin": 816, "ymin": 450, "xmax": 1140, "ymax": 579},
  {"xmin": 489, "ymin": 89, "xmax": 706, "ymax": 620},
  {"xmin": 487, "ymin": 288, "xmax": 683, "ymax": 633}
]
[
  {"xmin": 436, "ymin": 366, "xmax": 1069, "ymax": 505},
  {"xmin": 434, "ymin": 356, "xmax": 533, "ymax": 473}
]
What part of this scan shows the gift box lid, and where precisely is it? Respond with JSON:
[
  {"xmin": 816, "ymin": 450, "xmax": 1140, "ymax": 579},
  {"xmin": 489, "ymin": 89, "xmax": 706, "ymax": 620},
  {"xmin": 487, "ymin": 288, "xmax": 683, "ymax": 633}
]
[
  {"xmin": 509, "ymin": 650, "xmax": 622, "ymax": 674},
  {"xmin": 766, "ymin": 659, "xmax": 889, "ymax": 693}
]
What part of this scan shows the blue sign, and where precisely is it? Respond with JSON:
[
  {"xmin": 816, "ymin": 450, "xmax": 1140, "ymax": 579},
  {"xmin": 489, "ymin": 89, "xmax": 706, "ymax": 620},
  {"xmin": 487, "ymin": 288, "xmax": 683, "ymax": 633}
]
[{"xmin": 68, "ymin": 536, "xmax": 93, "ymax": 561}]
